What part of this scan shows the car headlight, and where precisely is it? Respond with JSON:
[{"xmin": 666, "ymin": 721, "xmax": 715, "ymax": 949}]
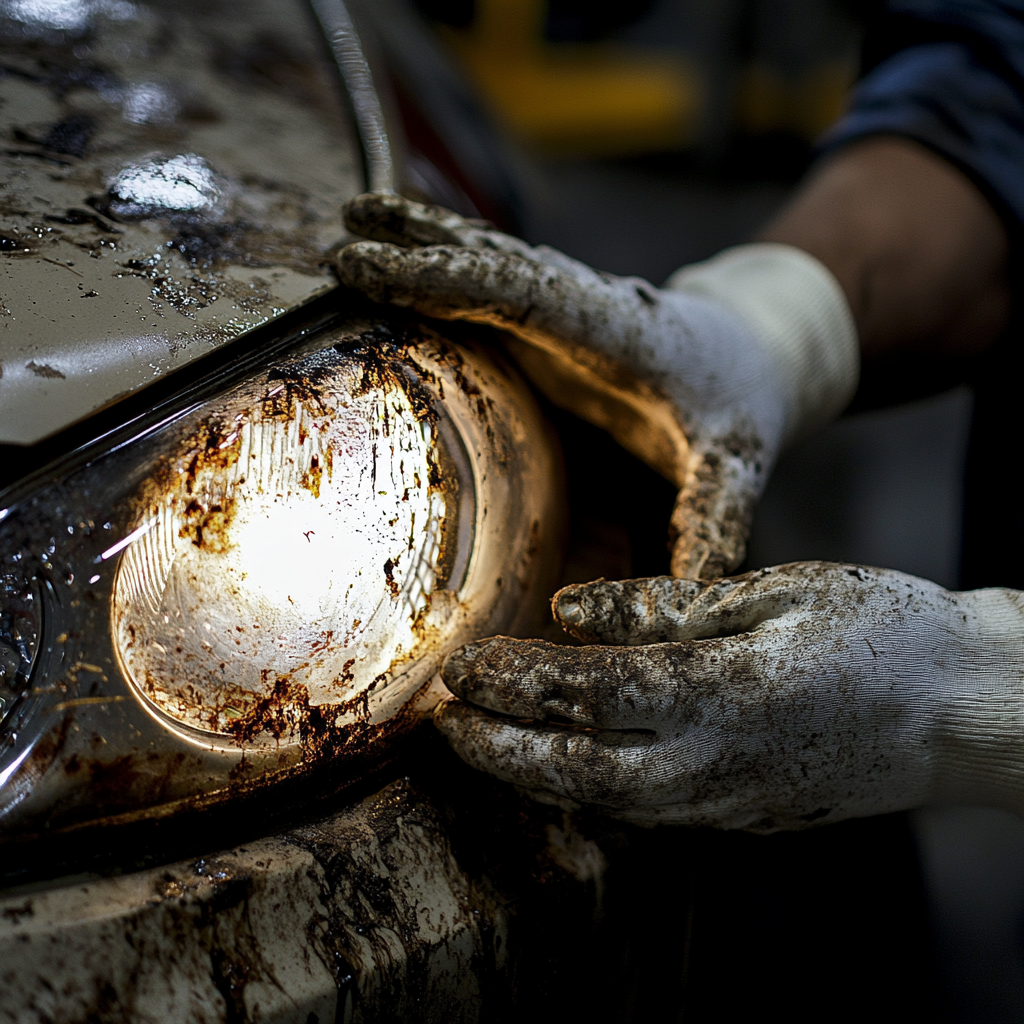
[{"xmin": 0, "ymin": 316, "xmax": 563, "ymax": 849}]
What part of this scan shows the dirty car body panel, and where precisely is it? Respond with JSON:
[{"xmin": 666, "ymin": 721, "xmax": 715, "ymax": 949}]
[{"xmin": 0, "ymin": 0, "xmax": 362, "ymax": 445}]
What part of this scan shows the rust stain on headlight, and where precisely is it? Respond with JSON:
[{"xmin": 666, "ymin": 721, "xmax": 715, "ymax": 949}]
[{"xmin": 112, "ymin": 340, "xmax": 457, "ymax": 747}]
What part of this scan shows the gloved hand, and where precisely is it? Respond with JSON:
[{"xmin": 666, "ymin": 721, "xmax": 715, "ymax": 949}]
[
  {"xmin": 338, "ymin": 194, "xmax": 858, "ymax": 578},
  {"xmin": 434, "ymin": 563, "xmax": 1024, "ymax": 831}
]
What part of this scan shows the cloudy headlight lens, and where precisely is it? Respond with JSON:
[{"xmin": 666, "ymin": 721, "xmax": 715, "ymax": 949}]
[
  {"xmin": 0, "ymin": 319, "xmax": 562, "ymax": 847},
  {"xmin": 114, "ymin": 349, "xmax": 449, "ymax": 742}
]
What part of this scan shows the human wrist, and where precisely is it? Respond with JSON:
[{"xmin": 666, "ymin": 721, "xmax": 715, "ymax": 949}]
[
  {"xmin": 664, "ymin": 243, "xmax": 859, "ymax": 445},
  {"xmin": 931, "ymin": 589, "xmax": 1024, "ymax": 813}
]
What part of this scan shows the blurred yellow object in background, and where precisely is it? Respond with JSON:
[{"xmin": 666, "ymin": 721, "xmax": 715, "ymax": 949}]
[{"xmin": 440, "ymin": 0, "xmax": 697, "ymax": 156}]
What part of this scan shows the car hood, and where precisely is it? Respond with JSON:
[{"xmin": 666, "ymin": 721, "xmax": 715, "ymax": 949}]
[{"xmin": 0, "ymin": 0, "xmax": 363, "ymax": 444}]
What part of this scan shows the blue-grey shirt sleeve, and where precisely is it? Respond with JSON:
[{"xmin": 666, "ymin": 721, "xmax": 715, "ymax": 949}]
[{"xmin": 820, "ymin": 1, "xmax": 1024, "ymax": 234}]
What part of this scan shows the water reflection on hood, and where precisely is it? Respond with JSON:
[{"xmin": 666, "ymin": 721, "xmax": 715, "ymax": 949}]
[
  {"xmin": 121, "ymin": 82, "xmax": 179, "ymax": 127},
  {"xmin": 0, "ymin": 0, "xmax": 135, "ymax": 33},
  {"xmin": 107, "ymin": 153, "xmax": 225, "ymax": 219}
]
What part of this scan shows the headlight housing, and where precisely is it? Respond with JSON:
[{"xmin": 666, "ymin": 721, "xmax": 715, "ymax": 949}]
[{"xmin": 0, "ymin": 315, "xmax": 563, "ymax": 852}]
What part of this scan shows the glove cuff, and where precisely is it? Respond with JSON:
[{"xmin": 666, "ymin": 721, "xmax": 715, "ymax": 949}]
[
  {"xmin": 934, "ymin": 589, "xmax": 1024, "ymax": 814},
  {"xmin": 665, "ymin": 243, "xmax": 859, "ymax": 444}
]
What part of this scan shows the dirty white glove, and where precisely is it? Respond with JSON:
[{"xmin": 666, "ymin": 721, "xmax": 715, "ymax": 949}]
[
  {"xmin": 338, "ymin": 194, "xmax": 858, "ymax": 578},
  {"xmin": 434, "ymin": 563, "xmax": 1024, "ymax": 831}
]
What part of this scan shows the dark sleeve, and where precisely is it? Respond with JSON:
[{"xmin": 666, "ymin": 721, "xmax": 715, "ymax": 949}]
[{"xmin": 819, "ymin": 1, "xmax": 1024, "ymax": 235}]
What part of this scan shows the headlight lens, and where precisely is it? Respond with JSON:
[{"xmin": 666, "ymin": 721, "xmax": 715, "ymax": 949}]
[
  {"xmin": 114, "ymin": 351, "xmax": 448, "ymax": 742},
  {"xmin": 0, "ymin": 317, "xmax": 562, "ymax": 845}
]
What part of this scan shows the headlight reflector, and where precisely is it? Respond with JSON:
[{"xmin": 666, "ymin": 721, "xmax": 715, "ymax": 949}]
[{"xmin": 113, "ymin": 353, "xmax": 448, "ymax": 743}]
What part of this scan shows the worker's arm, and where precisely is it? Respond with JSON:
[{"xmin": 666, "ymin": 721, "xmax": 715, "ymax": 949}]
[
  {"xmin": 759, "ymin": 135, "xmax": 1010, "ymax": 367},
  {"xmin": 776, "ymin": 0, "xmax": 1024, "ymax": 399}
]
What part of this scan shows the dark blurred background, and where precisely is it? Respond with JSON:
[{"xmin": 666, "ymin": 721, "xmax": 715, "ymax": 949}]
[{"xmin": 352, "ymin": 2, "xmax": 1024, "ymax": 1019}]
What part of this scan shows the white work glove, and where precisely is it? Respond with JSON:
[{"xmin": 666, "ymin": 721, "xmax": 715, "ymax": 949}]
[
  {"xmin": 434, "ymin": 563, "xmax": 1024, "ymax": 831},
  {"xmin": 338, "ymin": 194, "xmax": 858, "ymax": 578}
]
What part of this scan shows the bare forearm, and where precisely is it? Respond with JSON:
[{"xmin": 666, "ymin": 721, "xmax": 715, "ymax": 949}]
[{"xmin": 758, "ymin": 136, "xmax": 1011, "ymax": 366}]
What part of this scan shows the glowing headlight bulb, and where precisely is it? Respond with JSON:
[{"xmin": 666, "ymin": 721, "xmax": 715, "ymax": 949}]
[{"xmin": 112, "ymin": 358, "xmax": 448, "ymax": 744}]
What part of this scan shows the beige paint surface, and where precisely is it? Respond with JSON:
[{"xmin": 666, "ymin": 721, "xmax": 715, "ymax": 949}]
[{"xmin": 0, "ymin": 0, "xmax": 362, "ymax": 444}]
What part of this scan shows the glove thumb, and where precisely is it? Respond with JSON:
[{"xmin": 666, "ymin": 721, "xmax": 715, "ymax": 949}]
[{"xmin": 669, "ymin": 441, "xmax": 760, "ymax": 579}]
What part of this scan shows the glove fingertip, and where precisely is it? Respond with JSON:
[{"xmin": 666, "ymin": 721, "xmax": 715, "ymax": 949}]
[
  {"xmin": 550, "ymin": 580, "xmax": 602, "ymax": 629},
  {"xmin": 336, "ymin": 240, "xmax": 415, "ymax": 298},
  {"xmin": 343, "ymin": 191, "xmax": 483, "ymax": 249},
  {"xmin": 336, "ymin": 238, "xmax": 398, "ymax": 268},
  {"xmin": 431, "ymin": 694, "xmax": 466, "ymax": 734},
  {"xmin": 439, "ymin": 642, "xmax": 484, "ymax": 697},
  {"xmin": 550, "ymin": 581, "xmax": 613, "ymax": 642},
  {"xmin": 343, "ymin": 192, "xmax": 398, "ymax": 235}
]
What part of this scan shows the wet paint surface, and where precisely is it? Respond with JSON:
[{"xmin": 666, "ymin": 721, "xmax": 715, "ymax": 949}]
[{"xmin": 0, "ymin": 0, "xmax": 362, "ymax": 443}]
